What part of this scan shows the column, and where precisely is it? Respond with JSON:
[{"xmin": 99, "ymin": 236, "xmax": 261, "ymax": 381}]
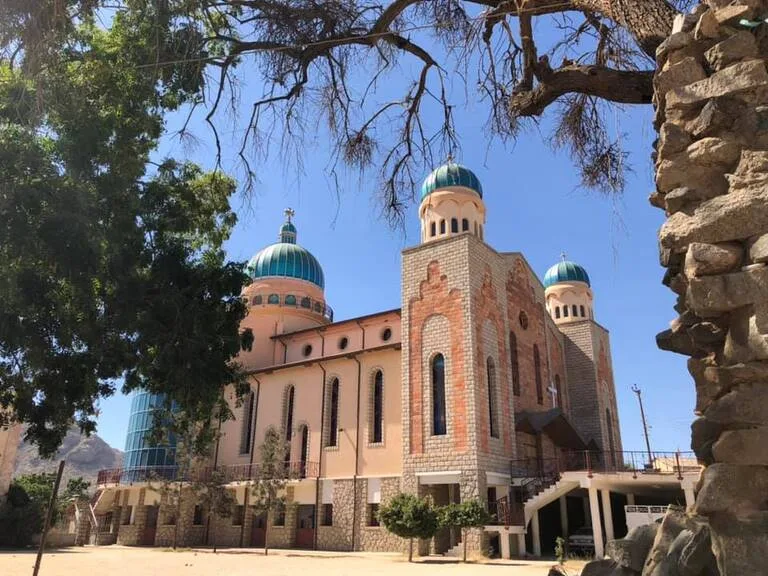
[
  {"xmin": 531, "ymin": 509, "xmax": 541, "ymax": 556},
  {"xmin": 601, "ymin": 489, "xmax": 614, "ymax": 542},
  {"xmin": 588, "ymin": 487, "xmax": 604, "ymax": 559},
  {"xmin": 516, "ymin": 533, "xmax": 527, "ymax": 558},
  {"xmin": 626, "ymin": 493, "xmax": 635, "ymax": 506},
  {"xmin": 559, "ymin": 496, "xmax": 569, "ymax": 536},
  {"xmin": 499, "ymin": 531, "xmax": 511, "ymax": 559}
]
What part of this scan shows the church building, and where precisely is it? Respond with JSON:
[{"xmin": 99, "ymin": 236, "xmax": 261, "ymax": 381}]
[{"xmin": 94, "ymin": 160, "xmax": 629, "ymax": 557}]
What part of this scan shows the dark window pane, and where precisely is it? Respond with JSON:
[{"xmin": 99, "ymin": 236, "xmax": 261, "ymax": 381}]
[{"xmin": 432, "ymin": 354, "xmax": 447, "ymax": 435}]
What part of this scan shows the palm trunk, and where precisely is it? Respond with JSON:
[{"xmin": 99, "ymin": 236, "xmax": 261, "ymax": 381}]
[
  {"xmin": 653, "ymin": 2, "xmax": 768, "ymax": 573},
  {"xmin": 408, "ymin": 538, "xmax": 413, "ymax": 562}
]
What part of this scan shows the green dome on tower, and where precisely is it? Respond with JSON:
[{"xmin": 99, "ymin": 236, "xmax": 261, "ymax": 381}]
[
  {"xmin": 246, "ymin": 209, "xmax": 325, "ymax": 289},
  {"xmin": 543, "ymin": 257, "xmax": 590, "ymax": 288},
  {"xmin": 420, "ymin": 159, "xmax": 483, "ymax": 201}
]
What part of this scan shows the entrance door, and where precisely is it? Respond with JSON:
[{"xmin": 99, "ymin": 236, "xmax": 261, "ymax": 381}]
[
  {"xmin": 251, "ymin": 512, "xmax": 266, "ymax": 547},
  {"xmin": 142, "ymin": 505, "xmax": 159, "ymax": 546},
  {"xmin": 295, "ymin": 505, "xmax": 315, "ymax": 549}
]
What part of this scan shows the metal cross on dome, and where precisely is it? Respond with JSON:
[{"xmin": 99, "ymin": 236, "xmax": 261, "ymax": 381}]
[
  {"xmin": 284, "ymin": 207, "xmax": 295, "ymax": 222},
  {"xmin": 548, "ymin": 382, "xmax": 559, "ymax": 408}
]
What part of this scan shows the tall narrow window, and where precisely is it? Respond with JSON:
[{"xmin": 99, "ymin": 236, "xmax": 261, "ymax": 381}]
[
  {"xmin": 555, "ymin": 307, "xmax": 561, "ymax": 319},
  {"xmin": 451, "ymin": 218, "xmax": 459, "ymax": 233},
  {"xmin": 430, "ymin": 222, "xmax": 436, "ymax": 237},
  {"xmin": 326, "ymin": 378, "xmax": 340, "ymax": 447},
  {"xmin": 580, "ymin": 305, "xmax": 586, "ymax": 317},
  {"xmin": 372, "ymin": 371, "xmax": 384, "ymax": 444},
  {"xmin": 432, "ymin": 354, "xmax": 447, "ymax": 435},
  {"xmin": 606, "ymin": 408, "xmax": 616, "ymax": 467},
  {"xmin": 284, "ymin": 386, "xmax": 295, "ymax": 463},
  {"xmin": 487, "ymin": 357, "xmax": 499, "ymax": 438},
  {"xmin": 563, "ymin": 306, "xmax": 569, "ymax": 317},
  {"xmin": 462, "ymin": 218, "xmax": 469, "ymax": 232},
  {"xmin": 510, "ymin": 332, "xmax": 520, "ymax": 397},
  {"xmin": 534, "ymin": 345, "xmax": 543, "ymax": 405},
  {"xmin": 572, "ymin": 305, "xmax": 578, "ymax": 317},
  {"xmin": 474, "ymin": 221, "xmax": 478, "ymax": 235},
  {"xmin": 440, "ymin": 220, "xmax": 446, "ymax": 234},
  {"xmin": 240, "ymin": 391, "xmax": 255, "ymax": 455},
  {"xmin": 555, "ymin": 375, "xmax": 562, "ymax": 408},
  {"xmin": 299, "ymin": 425, "xmax": 309, "ymax": 478}
]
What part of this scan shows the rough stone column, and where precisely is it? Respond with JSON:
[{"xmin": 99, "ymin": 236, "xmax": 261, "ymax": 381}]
[{"xmin": 653, "ymin": 2, "xmax": 768, "ymax": 573}]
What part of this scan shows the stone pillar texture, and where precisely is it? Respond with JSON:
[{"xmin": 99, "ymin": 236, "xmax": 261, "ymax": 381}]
[{"xmin": 653, "ymin": 2, "xmax": 768, "ymax": 574}]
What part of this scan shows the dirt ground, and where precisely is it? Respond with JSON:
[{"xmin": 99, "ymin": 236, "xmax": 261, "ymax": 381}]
[{"xmin": 2, "ymin": 546, "xmax": 587, "ymax": 576}]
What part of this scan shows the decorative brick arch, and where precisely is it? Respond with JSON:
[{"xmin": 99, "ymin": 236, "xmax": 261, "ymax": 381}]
[
  {"xmin": 474, "ymin": 266, "xmax": 512, "ymax": 455},
  {"xmin": 408, "ymin": 261, "xmax": 467, "ymax": 454}
]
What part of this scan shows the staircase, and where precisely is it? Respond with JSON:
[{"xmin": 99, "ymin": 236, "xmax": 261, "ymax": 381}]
[
  {"xmin": 522, "ymin": 476, "xmax": 579, "ymax": 524},
  {"xmin": 444, "ymin": 543, "xmax": 463, "ymax": 558}
]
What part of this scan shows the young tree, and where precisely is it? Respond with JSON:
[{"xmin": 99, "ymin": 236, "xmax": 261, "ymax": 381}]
[
  {"xmin": 378, "ymin": 493, "xmax": 439, "ymax": 562},
  {"xmin": 250, "ymin": 427, "xmax": 291, "ymax": 556},
  {"xmin": 195, "ymin": 469, "xmax": 236, "ymax": 553},
  {"xmin": 438, "ymin": 500, "xmax": 491, "ymax": 562}
]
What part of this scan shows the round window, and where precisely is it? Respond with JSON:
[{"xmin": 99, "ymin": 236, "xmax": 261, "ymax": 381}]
[
  {"xmin": 381, "ymin": 327, "xmax": 392, "ymax": 341},
  {"xmin": 519, "ymin": 311, "xmax": 529, "ymax": 330},
  {"xmin": 303, "ymin": 344, "xmax": 313, "ymax": 357},
  {"xmin": 339, "ymin": 336, "xmax": 349, "ymax": 350}
]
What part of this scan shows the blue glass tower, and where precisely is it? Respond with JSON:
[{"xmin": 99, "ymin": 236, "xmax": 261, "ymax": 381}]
[{"xmin": 123, "ymin": 391, "xmax": 176, "ymax": 475}]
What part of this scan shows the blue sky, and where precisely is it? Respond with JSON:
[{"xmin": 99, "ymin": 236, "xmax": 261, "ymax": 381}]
[{"xmin": 93, "ymin": 18, "xmax": 694, "ymax": 457}]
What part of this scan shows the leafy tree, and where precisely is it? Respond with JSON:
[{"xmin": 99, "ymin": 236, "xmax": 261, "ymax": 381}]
[
  {"xmin": 0, "ymin": 0, "xmax": 252, "ymax": 456},
  {"xmin": 378, "ymin": 493, "xmax": 439, "ymax": 562},
  {"xmin": 438, "ymin": 500, "xmax": 491, "ymax": 562},
  {"xmin": 195, "ymin": 468, "xmax": 236, "ymax": 553},
  {"xmin": 250, "ymin": 427, "xmax": 291, "ymax": 556}
]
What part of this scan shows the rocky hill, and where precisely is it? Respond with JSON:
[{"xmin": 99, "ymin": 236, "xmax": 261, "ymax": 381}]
[{"xmin": 13, "ymin": 427, "xmax": 123, "ymax": 488}]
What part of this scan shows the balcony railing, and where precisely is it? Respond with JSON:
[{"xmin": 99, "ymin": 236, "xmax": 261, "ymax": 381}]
[
  {"xmin": 489, "ymin": 495, "xmax": 524, "ymax": 527},
  {"xmin": 510, "ymin": 450, "xmax": 698, "ymax": 481},
  {"xmin": 97, "ymin": 460, "xmax": 319, "ymax": 487}
]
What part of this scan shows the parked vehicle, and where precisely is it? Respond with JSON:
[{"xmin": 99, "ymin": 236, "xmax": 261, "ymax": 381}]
[{"xmin": 568, "ymin": 526, "xmax": 595, "ymax": 555}]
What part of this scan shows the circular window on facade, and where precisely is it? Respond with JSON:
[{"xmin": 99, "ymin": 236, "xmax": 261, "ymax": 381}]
[
  {"xmin": 519, "ymin": 311, "xmax": 529, "ymax": 330},
  {"xmin": 303, "ymin": 344, "xmax": 313, "ymax": 357},
  {"xmin": 381, "ymin": 327, "xmax": 392, "ymax": 341},
  {"xmin": 339, "ymin": 336, "xmax": 349, "ymax": 350}
]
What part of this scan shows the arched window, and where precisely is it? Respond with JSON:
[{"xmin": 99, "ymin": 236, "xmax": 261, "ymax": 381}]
[
  {"xmin": 301, "ymin": 296, "xmax": 311, "ymax": 309},
  {"xmin": 606, "ymin": 408, "xmax": 616, "ymax": 467},
  {"xmin": 580, "ymin": 305, "xmax": 586, "ymax": 317},
  {"xmin": 534, "ymin": 345, "xmax": 543, "ymax": 405},
  {"xmin": 572, "ymin": 305, "xmax": 578, "ymax": 317},
  {"xmin": 326, "ymin": 378, "xmax": 340, "ymax": 447},
  {"xmin": 487, "ymin": 357, "xmax": 499, "ymax": 438},
  {"xmin": 314, "ymin": 302, "xmax": 322, "ymax": 312},
  {"xmin": 298, "ymin": 425, "xmax": 309, "ymax": 478},
  {"xmin": 440, "ymin": 220, "xmax": 446, "ymax": 234},
  {"xmin": 284, "ymin": 386, "xmax": 295, "ymax": 462},
  {"xmin": 430, "ymin": 222, "xmax": 436, "ymax": 237},
  {"xmin": 462, "ymin": 218, "xmax": 469, "ymax": 232},
  {"xmin": 555, "ymin": 307, "xmax": 561, "ymax": 319},
  {"xmin": 268, "ymin": 294, "xmax": 280, "ymax": 305},
  {"xmin": 432, "ymin": 354, "xmax": 447, "ymax": 436},
  {"xmin": 555, "ymin": 375, "xmax": 562, "ymax": 408},
  {"xmin": 451, "ymin": 218, "xmax": 459, "ymax": 233},
  {"xmin": 285, "ymin": 295, "xmax": 297, "ymax": 306},
  {"xmin": 563, "ymin": 306, "xmax": 569, "ymax": 318},
  {"xmin": 240, "ymin": 391, "xmax": 255, "ymax": 455},
  {"xmin": 479, "ymin": 225, "xmax": 484, "ymax": 239},
  {"xmin": 253, "ymin": 295, "xmax": 263, "ymax": 305},
  {"xmin": 510, "ymin": 332, "xmax": 520, "ymax": 397},
  {"xmin": 371, "ymin": 371, "xmax": 384, "ymax": 444},
  {"xmin": 474, "ymin": 221, "xmax": 478, "ymax": 235}
]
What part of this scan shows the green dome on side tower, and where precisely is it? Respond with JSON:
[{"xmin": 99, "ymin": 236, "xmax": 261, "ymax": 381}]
[
  {"xmin": 245, "ymin": 209, "xmax": 325, "ymax": 289},
  {"xmin": 543, "ymin": 258, "xmax": 590, "ymax": 288},
  {"xmin": 420, "ymin": 160, "xmax": 483, "ymax": 201}
]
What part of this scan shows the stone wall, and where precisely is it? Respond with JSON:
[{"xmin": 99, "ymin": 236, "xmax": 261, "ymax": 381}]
[{"xmin": 652, "ymin": 2, "xmax": 768, "ymax": 574}]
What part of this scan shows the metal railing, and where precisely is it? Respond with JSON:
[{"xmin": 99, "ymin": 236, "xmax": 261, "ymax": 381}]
[
  {"xmin": 510, "ymin": 450, "xmax": 698, "ymax": 482},
  {"xmin": 96, "ymin": 460, "xmax": 319, "ymax": 486},
  {"xmin": 489, "ymin": 495, "xmax": 524, "ymax": 527}
]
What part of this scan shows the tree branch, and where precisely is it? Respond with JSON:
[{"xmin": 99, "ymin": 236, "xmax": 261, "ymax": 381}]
[{"xmin": 510, "ymin": 64, "xmax": 653, "ymax": 117}]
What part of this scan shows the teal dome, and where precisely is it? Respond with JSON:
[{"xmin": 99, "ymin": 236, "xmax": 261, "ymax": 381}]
[
  {"xmin": 246, "ymin": 213, "xmax": 324, "ymax": 289},
  {"xmin": 421, "ymin": 161, "xmax": 483, "ymax": 201},
  {"xmin": 543, "ymin": 260, "xmax": 590, "ymax": 288}
]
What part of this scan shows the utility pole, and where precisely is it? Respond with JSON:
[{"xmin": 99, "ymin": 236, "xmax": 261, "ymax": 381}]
[
  {"xmin": 33, "ymin": 460, "xmax": 65, "ymax": 576},
  {"xmin": 631, "ymin": 385, "xmax": 653, "ymax": 468}
]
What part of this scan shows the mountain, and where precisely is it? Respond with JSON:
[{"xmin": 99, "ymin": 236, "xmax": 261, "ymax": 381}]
[{"xmin": 13, "ymin": 426, "xmax": 123, "ymax": 488}]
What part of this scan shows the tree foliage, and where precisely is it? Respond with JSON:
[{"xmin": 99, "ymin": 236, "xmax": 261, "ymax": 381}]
[
  {"xmin": 250, "ymin": 426, "xmax": 292, "ymax": 556},
  {"xmin": 438, "ymin": 499, "xmax": 491, "ymax": 562},
  {"xmin": 378, "ymin": 492, "xmax": 439, "ymax": 562},
  {"xmin": 0, "ymin": 1, "xmax": 252, "ymax": 456},
  {"xmin": 194, "ymin": 468, "xmax": 236, "ymax": 552}
]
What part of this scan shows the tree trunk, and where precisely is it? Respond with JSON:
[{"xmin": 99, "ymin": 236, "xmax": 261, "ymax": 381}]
[
  {"xmin": 172, "ymin": 481, "xmax": 182, "ymax": 550},
  {"xmin": 462, "ymin": 529, "xmax": 467, "ymax": 563},
  {"xmin": 408, "ymin": 538, "xmax": 413, "ymax": 562},
  {"xmin": 653, "ymin": 1, "xmax": 768, "ymax": 574},
  {"xmin": 264, "ymin": 508, "xmax": 270, "ymax": 556}
]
